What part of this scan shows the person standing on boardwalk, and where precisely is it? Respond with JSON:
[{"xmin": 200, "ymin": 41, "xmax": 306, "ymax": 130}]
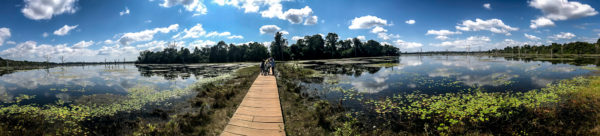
[
  {"xmin": 260, "ymin": 60, "xmax": 265, "ymax": 75},
  {"xmin": 265, "ymin": 59, "xmax": 271, "ymax": 75},
  {"xmin": 270, "ymin": 57, "xmax": 275, "ymax": 75}
]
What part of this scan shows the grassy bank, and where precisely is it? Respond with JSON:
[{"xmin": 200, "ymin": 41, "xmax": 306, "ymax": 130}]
[
  {"xmin": 0, "ymin": 65, "xmax": 259, "ymax": 135},
  {"xmin": 276, "ymin": 63, "xmax": 600, "ymax": 135},
  {"xmin": 276, "ymin": 63, "xmax": 363, "ymax": 135},
  {"xmin": 133, "ymin": 65, "xmax": 259, "ymax": 135},
  {"xmin": 358, "ymin": 76, "xmax": 600, "ymax": 135}
]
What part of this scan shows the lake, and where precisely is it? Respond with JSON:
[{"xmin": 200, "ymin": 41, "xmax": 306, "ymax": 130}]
[
  {"xmin": 0, "ymin": 63, "xmax": 251, "ymax": 107},
  {"xmin": 2, "ymin": 55, "xmax": 598, "ymax": 108},
  {"xmin": 297, "ymin": 55, "xmax": 600, "ymax": 103}
]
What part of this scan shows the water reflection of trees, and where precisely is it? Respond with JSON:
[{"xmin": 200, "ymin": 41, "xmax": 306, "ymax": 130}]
[
  {"xmin": 305, "ymin": 64, "xmax": 381, "ymax": 77},
  {"xmin": 135, "ymin": 65, "xmax": 243, "ymax": 80},
  {"xmin": 503, "ymin": 56, "xmax": 600, "ymax": 66}
]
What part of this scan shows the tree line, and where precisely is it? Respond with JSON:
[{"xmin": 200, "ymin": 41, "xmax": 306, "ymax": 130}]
[
  {"xmin": 271, "ymin": 32, "xmax": 399, "ymax": 60},
  {"xmin": 491, "ymin": 38, "xmax": 600, "ymax": 55},
  {"xmin": 137, "ymin": 41, "xmax": 269, "ymax": 64},
  {"xmin": 136, "ymin": 32, "xmax": 400, "ymax": 63}
]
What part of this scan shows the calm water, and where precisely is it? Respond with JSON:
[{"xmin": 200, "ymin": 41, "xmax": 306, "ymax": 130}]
[
  {"xmin": 0, "ymin": 64, "xmax": 248, "ymax": 106},
  {"xmin": 300, "ymin": 55, "xmax": 600, "ymax": 101}
]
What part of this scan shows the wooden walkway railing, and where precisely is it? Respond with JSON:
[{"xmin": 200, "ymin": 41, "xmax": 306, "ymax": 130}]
[{"xmin": 221, "ymin": 74, "xmax": 285, "ymax": 136}]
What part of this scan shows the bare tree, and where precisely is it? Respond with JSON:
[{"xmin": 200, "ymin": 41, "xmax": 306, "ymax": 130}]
[
  {"xmin": 59, "ymin": 56, "xmax": 65, "ymax": 64},
  {"xmin": 44, "ymin": 54, "xmax": 52, "ymax": 63},
  {"xmin": 44, "ymin": 54, "xmax": 52, "ymax": 67}
]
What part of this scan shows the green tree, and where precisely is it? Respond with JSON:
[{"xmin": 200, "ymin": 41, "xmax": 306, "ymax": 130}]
[
  {"xmin": 179, "ymin": 47, "xmax": 190, "ymax": 63},
  {"xmin": 325, "ymin": 33, "xmax": 339, "ymax": 58},
  {"xmin": 136, "ymin": 32, "xmax": 399, "ymax": 64},
  {"xmin": 306, "ymin": 34, "xmax": 325, "ymax": 59},
  {"xmin": 596, "ymin": 38, "xmax": 600, "ymax": 54},
  {"xmin": 352, "ymin": 37, "xmax": 363, "ymax": 57},
  {"xmin": 247, "ymin": 42, "xmax": 270, "ymax": 61},
  {"xmin": 270, "ymin": 31, "xmax": 289, "ymax": 60}
]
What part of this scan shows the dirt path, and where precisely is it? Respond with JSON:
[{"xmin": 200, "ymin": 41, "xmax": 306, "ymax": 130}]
[{"xmin": 221, "ymin": 74, "xmax": 285, "ymax": 136}]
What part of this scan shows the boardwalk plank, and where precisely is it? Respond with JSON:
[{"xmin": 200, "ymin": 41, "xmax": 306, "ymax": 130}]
[{"xmin": 221, "ymin": 75, "xmax": 285, "ymax": 136}]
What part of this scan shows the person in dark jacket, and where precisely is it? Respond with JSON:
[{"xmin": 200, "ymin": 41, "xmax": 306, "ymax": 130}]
[
  {"xmin": 270, "ymin": 57, "xmax": 275, "ymax": 75},
  {"xmin": 259, "ymin": 61, "xmax": 265, "ymax": 75}
]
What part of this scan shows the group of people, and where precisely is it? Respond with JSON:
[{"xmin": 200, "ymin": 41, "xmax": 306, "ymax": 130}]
[{"xmin": 260, "ymin": 57, "xmax": 275, "ymax": 76}]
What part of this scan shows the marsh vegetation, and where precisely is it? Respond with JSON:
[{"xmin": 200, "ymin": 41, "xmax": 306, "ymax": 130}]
[
  {"xmin": 277, "ymin": 55, "xmax": 600, "ymax": 135},
  {"xmin": 0, "ymin": 63, "xmax": 257, "ymax": 135},
  {"xmin": 2, "ymin": 54, "xmax": 600, "ymax": 135}
]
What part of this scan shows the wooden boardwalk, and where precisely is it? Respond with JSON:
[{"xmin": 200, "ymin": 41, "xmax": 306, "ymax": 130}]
[{"xmin": 221, "ymin": 74, "xmax": 285, "ymax": 136}]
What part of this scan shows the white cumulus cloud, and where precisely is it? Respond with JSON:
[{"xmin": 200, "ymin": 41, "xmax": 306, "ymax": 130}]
[
  {"xmin": 53, "ymin": 24, "xmax": 78, "ymax": 36},
  {"xmin": 173, "ymin": 24, "xmax": 206, "ymax": 39},
  {"xmin": 291, "ymin": 36, "xmax": 303, "ymax": 41},
  {"xmin": 279, "ymin": 30, "xmax": 289, "ymax": 35},
  {"xmin": 456, "ymin": 18, "xmax": 518, "ymax": 36},
  {"xmin": 349, "ymin": 15, "xmax": 399, "ymax": 40},
  {"xmin": 529, "ymin": 0, "xmax": 597, "ymax": 21},
  {"xmin": 524, "ymin": 33, "xmax": 541, "ymax": 40},
  {"xmin": 304, "ymin": 15, "xmax": 318, "ymax": 25},
  {"xmin": 160, "ymin": 0, "xmax": 207, "ymax": 15},
  {"xmin": 549, "ymin": 32, "xmax": 576, "ymax": 40},
  {"xmin": 483, "ymin": 3, "xmax": 491, "ymax": 10},
  {"xmin": 188, "ymin": 40, "xmax": 217, "ymax": 49},
  {"xmin": 426, "ymin": 29, "xmax": 462, "ymax": 40},
  {"xmin": 528, "ymin": 0, "xmax": 597, "ymax": 29},
  {"xmin": 214, "ymin": 0, "xmax": 318, "ymax": 25},
  {"xmin": 227, "ymin": 35, "xmax": 244, "ymax": 39},
  {"xmin": 97, "ymin": 45, "xmax": 139, "ymax": 61},
  {"xmin": 371, "ymin": 26, "xmax": 387, "ymax": 34},
  {"xmin": 377, "ymin": 33, "xmax": 400, "ymax": 40},
  {"xmin": 21, "ymin": 0, "xmax": 78, "ymax": 20},
  {"xmin": 120, "ymin": 7, "xmax": 130, "ymax": 16},
  {"xmin": 432, "ymin": 36, "xmax": 491, "ymax": 49},
  {"xmin": 136, "ymin": 40, "xmax": 167, "ymax": 49},
  {"xmin": 259, "ymin": 25, "xmax": 281, "ymax": 35},
  {"xmin": 0, "ymin": 28, "xmax": 10, "ymax": 46},
  {"xmin": 405, "ymin": 19, "xmax": 415, "ymax": 24},
  {"xmin": 356, "ymin": 36, "xmax": 366, "ymax": 41},
  {"xmin": 280, "ymin": 6, "xmax": 314, "ymax": 24},
  {"xmin": 72, "ymin": 40, "xmax": 94, "ymax": 49},
  {"xmin": 394, "ymin": 40, "xmax": 422, "ymax": 49},
  {"xmin": 0, "ymin": 41, "xmax": 101, "ymax": 62},
  {"xmin": 172, "ymin": 24, "xmax": 242, "ymax": 39},
  {"xmin": 529, "ymin": 17, "xmax": 555, "ymax": 29},
  {"xmin": 119, "ymin": 24, "xmax": 179, "ymax": 45},
  {"xmin": 349, "ymin": 15, "xmax": 388, "ymax": 29},
  {"xmin": 206, "ymin": 31, "xmax": 231, "ymax": 37}
]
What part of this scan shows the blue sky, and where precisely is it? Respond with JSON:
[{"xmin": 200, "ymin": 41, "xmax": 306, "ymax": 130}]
[{"xmin": 0, "ymin": 0, "xmax": 599, "ymax": 62}]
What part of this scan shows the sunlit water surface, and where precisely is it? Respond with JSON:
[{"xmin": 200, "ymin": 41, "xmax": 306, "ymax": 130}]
[
  {"xmin": 0, "ymin": 64, "xmax": 247, "ymax": 106},
  {"xmin": 300, "ymin": 55, "xmax": 600, "ymax": 102}
]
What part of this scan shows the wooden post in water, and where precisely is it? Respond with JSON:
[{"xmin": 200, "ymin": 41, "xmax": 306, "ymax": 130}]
[{"xmin": 467, "ymin": 44, "xmax": 470, "ymax": 56}]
